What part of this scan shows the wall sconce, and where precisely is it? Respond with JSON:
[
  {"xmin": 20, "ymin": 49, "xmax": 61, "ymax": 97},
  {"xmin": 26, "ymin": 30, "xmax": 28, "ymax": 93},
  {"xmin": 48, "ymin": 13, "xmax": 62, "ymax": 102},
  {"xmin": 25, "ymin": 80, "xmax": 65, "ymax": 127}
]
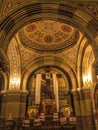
[
  {"xmin": 10, "ymin": 77, "xmax": 20, "ymax": 90},
  {"xmin": 83, "ymin": 72, "xmax": 92, "ymax": 87}
]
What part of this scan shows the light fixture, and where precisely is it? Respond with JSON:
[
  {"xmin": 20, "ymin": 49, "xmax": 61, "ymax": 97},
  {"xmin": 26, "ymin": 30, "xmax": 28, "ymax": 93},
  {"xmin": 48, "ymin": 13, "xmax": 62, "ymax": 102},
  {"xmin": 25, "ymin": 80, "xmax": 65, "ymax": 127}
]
[
  {"xmin": 83, "ymin": 72, "xmax": 92, "ymax": 87},
  {"xmin": 10, "ymin": 77, "xmax": 20, "ymax": 90}
]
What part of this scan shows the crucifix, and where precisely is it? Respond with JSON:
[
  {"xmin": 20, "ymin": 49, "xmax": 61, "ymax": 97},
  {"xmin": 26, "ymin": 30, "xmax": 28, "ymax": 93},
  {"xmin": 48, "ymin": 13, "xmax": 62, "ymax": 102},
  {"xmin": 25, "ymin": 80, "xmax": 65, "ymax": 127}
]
[{"xmin": 41, "ymin": 68, "xmax": 54, "ymax": 99}]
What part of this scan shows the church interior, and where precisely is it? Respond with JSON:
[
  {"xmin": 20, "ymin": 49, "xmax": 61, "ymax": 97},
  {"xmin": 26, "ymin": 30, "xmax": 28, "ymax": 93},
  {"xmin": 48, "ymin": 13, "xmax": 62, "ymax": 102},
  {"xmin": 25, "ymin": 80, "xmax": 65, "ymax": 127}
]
[{"xmin": 0, "ymin": 0, "xmax": 98, "ymax": 130}]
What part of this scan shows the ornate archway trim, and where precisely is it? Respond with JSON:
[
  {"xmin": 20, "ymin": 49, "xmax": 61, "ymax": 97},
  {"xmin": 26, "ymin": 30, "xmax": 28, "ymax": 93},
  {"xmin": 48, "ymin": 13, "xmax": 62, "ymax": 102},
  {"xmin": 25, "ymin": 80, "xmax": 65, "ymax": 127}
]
[
  {"xmin": 0, "ymin": 3, "xmax": 97, "ymax": 52},
  {"xmin": 21, "ymin": 56, "xmax": 78, "ymax": 91}
]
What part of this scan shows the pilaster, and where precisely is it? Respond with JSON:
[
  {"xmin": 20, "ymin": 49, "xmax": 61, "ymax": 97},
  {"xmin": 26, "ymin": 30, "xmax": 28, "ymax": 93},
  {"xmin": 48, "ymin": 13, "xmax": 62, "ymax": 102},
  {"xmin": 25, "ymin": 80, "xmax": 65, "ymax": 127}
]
[
  {"xmin": 72, "ymin": 88, "xmax": 96, "ymax": 130},
  {"xmin": 0, "ymin": 90, "xmax": 28, "ymax": 129},
  {"xmin": 82, "ymin": 88, "xmax": 96, "ymax": 130},
  {"xmin": 71, "ymin": 89, "xmax": 82, "ymax": 130},
  {"xmin": 0, "ymin": 92, "xmax": 7, "ymax": 119},
  {"xmin": 78, "ymin": 89, "xmax": 88, "ymax": 130}
]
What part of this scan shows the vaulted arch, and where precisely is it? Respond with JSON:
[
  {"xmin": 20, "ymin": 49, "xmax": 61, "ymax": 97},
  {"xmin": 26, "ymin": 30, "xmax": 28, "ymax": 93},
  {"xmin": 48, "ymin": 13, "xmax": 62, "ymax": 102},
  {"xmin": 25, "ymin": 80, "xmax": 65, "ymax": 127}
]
[
  {"xmin": 0, "ymin": 3, "xmax": 97, "ymax": 54},
  {"xmin": 22, "ymin": 56, "xmax": 78, "ymax": 91}
]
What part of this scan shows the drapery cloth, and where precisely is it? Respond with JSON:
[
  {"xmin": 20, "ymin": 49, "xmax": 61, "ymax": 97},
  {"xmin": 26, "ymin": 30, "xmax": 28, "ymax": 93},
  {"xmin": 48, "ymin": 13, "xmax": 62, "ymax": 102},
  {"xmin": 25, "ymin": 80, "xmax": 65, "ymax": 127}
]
[
  {"xmin": 53, "ymin": 74, "xmax": 59, "ymax": 112},
  {"xmin": 35, "ymin": 74, "xmax": 41, "ymax": 104}
]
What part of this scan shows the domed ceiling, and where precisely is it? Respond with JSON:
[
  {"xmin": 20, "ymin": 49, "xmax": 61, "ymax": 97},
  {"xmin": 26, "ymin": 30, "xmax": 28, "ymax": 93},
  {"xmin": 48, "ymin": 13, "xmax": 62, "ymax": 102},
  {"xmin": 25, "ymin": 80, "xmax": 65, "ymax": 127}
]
[{"xmin": 18, "ymin": 20, "xmax": 79, "ymax": 52}]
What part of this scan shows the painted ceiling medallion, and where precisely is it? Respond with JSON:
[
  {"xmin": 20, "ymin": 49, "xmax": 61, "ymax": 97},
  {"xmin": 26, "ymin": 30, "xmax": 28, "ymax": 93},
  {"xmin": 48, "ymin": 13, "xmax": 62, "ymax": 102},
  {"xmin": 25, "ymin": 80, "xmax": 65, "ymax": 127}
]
[
  {"xmin": 19, "ymin": 20, "xmax": 79, "ymax": 51},
  {"xmin": 44, "ymin": 35, "xmax": 54, "ymax": 44},
  {"xmin": 26, "ymin": 24, "xmax": 36, "ymax": 32},
  {"xmin": 61, "ymin": 25, "xmax": 72, "ymax": 33}
]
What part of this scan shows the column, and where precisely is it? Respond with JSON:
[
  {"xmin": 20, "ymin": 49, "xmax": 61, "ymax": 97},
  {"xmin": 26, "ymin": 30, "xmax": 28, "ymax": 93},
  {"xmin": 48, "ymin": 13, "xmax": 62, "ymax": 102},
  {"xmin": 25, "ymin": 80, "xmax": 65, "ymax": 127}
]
[
  {"xmin": 71, "ymin": 89, "xmax": 83, "ymax": 130},
  {"xmin": 1, "ymin": 90, "xmax": 28, "ymax": 129},
  {"xmin": 93, "ymin": 58, "xmax": 98, "ymax": 130},
  {"xmin": 0, "ymin": 93, "xmax": 7, "ymax": 120},
  {"xmin": 82, "ymin": 88, "xmax": 96, "ymax": 130}
]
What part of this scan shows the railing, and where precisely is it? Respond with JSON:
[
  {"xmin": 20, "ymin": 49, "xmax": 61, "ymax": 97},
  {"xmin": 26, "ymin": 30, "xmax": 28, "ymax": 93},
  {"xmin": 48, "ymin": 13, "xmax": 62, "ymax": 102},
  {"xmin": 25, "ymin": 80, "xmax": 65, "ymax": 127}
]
[
  {"xmin": 22, "ymin": 121, "xmax": 76, "ymax": 130},
  {"xmin": 0, "ymin": 119, "xmax": 76, "ymax": 130}
]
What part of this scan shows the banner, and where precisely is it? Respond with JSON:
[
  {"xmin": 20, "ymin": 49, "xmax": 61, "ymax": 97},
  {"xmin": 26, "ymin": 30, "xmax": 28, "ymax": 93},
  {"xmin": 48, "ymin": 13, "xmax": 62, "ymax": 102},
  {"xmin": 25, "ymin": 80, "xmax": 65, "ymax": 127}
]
[
  {"xmin": 53, "ymin": 74, "xmax": 59, "ymax": 112},
  {"xmin": 35, "ymin": 74, "xmax": 41, "ymax": 104}
]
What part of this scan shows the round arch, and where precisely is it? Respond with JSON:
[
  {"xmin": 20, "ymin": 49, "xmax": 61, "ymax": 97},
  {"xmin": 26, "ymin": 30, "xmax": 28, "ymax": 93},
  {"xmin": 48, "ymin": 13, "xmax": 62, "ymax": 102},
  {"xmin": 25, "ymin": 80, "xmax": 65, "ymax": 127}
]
[
  {"xmin": 21, "ymin": 56, "xmax": 78, "ymax": 91},
  {"xmin": 0, "ymin": 3, "xmax": 97, "ymax": 55},
  {"xmin": 27, "ymin": 66, "xmax": 71, "ymax": 92}
]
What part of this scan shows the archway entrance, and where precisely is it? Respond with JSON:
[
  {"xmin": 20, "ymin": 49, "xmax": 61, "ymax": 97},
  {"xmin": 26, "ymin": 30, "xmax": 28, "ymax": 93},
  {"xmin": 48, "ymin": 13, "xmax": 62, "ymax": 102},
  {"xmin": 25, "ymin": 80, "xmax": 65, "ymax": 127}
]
[
  {"xmin": 23, "ymin": 67, "xmax": 77, "ymax": 129},
  {"xmin": 26, "ymin": 67, "xmax": 72, "ymax": 111}
]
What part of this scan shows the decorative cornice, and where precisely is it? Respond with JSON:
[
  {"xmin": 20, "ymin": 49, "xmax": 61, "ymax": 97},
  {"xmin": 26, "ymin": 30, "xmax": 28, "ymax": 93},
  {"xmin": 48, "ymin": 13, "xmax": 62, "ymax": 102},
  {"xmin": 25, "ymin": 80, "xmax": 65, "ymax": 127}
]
[
  {"xmin": 81, "ymin": 87, "xmax": 90, "ymax": 91},
  {"xmin": 4, "ymin": 90, "xmax": 28, "ymax": 95},
  {"xmin": 0, "ymin": 1, "xmax": 98, "ymax": 19}
]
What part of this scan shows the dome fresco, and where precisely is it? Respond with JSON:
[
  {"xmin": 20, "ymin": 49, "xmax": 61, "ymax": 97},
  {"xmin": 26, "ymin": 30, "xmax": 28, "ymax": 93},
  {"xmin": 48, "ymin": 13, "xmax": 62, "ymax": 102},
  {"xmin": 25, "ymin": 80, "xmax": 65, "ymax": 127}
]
[{"xmin": 19, "ymin": 20, "xmax": 79, "ymax": 51}]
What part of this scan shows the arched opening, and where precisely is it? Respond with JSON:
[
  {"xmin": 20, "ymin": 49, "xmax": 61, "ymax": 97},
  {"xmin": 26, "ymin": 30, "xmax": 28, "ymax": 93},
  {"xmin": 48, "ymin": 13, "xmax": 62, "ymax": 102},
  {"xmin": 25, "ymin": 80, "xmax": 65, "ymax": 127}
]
[{"xmin": 24, "ymin": 66, "xmax": 77, "ymax": 126}]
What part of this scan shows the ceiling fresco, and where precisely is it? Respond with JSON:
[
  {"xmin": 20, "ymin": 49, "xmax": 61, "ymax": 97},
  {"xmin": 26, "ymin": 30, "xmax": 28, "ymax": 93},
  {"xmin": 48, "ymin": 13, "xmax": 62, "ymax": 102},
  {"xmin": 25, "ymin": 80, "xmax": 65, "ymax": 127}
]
[
  {"xmin": 19, "ymin": 20, "xmax": 79, "ymax": 51},
  {"xmin": 2, "ymin": 0, "xmax": 95, "ymax": 76}
]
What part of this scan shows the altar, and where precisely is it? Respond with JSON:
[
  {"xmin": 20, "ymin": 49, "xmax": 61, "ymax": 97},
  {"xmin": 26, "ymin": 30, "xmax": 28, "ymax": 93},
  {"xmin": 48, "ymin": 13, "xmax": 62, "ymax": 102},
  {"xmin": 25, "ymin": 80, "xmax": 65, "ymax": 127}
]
[
  {"xmin": 22, "ymin": 72, "xmax": 77, "ymax": 130},
  {"xmin": 22, "ymin": 121, "xmax": 76, "ymax": 130},
  {"xmin": 22, "ymin": 99, "xmax": 77, "ymax": 130}
]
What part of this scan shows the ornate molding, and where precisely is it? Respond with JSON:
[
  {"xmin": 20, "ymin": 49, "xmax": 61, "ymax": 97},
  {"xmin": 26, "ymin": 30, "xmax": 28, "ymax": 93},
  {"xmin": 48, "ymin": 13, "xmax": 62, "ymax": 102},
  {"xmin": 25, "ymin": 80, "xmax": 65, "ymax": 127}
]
[
  {"xmin": 19, "ymin": 20, "xmax": 79, "ymax": 52},
  {"xmin": 60, "ymin": 2, "xmax": 98, "ymax": 20},
  {"xmin": 0, "ymin": 0, "xmax": 20, "ymax": 18},
  {"xmin": 0, "ymin": 1, "xmax": 98, "ymax": 19},
  {"xmin": 5, "ymin": 89, "xmax": 28, "ymax": 94}
]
